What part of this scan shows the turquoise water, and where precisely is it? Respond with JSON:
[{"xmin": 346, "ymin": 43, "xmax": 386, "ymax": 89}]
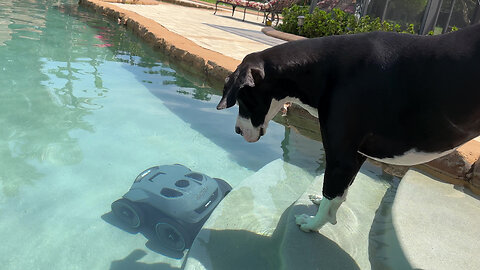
[{"xmin": 0, "ymin": 1, "xmax": 404, "ymax": 269}]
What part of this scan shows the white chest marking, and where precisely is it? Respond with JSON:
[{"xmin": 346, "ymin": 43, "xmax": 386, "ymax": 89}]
[{"xmin": 359, "ymin": 148, "xmax": 456, "ymax": 166}]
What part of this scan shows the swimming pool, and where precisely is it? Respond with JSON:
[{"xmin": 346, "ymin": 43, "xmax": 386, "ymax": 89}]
[{"xmin": 0, "ymin": 1, "xmax": 402, "ymax": 269}]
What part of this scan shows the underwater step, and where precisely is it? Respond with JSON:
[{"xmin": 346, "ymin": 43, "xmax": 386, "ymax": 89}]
[
  {"xmin": 184, "ymin": 159, "xmax": 315, "ymax": 269},
  {"xmin": 184, "ymin": 159, "xmax": 393, "ymax": 270},
  {"xmin": 392, "ymin": 169, "xmax": 480, "ymax": 270}
]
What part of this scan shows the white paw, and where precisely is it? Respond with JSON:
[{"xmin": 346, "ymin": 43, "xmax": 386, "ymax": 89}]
[
  {"xmin": 295, "ymin": 214, "xmax": 320, "ymax": 233},
  {"xmin": 295, "ymin": 195, "xmax": 345, "ymax": 232},
  {"xmin": 308, "ymin": 194, "xmax": 323, "ymax": 205}
]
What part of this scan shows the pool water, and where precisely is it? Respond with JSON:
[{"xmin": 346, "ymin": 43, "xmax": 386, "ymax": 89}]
[{"xmin": 0, "ymin": 1, "xmax": 402, "ymax": 269}]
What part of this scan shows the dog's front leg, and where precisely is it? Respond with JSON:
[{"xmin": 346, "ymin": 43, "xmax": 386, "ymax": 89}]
[{"xmin": 296, "ymin": 152, "xmax": 366, "ymax": 232}]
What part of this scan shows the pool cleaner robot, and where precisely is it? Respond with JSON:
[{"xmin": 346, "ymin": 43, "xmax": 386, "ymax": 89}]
[{"xmin": 112, "ymin": 164, "xmax": 231, "ymax": 251}]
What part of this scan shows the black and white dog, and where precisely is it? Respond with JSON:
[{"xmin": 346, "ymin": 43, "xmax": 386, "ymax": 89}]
[{"xmin": 216, "ymin": 24, "xmax": 480, "ymax": 232}]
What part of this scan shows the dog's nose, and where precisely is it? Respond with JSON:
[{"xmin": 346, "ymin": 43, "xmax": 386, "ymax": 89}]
[{"xmin": 235, "ymin": 126, "xmax": 243, "ymax": 135}]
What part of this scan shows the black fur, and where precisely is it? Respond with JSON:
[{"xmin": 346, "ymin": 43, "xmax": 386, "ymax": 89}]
[{"xmin": 217, "ymin": 24, "xmax": 480, "ymax": 200}]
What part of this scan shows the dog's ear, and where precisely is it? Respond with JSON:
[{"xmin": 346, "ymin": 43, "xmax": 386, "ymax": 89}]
[
  {"xmin": 216, "ymin": 95, "xmax": 229, "ymax": 110},
  {"xmin": 216, "ymin": 88, "xmax": 238, "ymax": 110},
  {"xmin": 216, "ymin": 67, "xmax": 265, "ymax": 110},
  {"xmin": 241, "ymin": 67, "xmax": 265, "ymax": 88}
]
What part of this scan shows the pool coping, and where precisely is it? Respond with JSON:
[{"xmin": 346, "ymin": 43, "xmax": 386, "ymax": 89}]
[
  {"xmin": 261, "ymin": 26, "xmax": 306, "ymax": 41},
  {"xmin": 78, "ymin": 0, "xmax": 480, "ymax": 195}
]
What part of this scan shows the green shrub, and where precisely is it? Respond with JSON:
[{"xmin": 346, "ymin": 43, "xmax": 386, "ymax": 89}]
[
  {"xmin": 278, "ymin": 5, "xmax": 450, "ymax": 38},
  {"xmin": 300, "ymin": 8, "xmax": 358, "ymax": 37},
  {"xmin": 279, "ymin": 5, "xmax": 309, "ymax": 35}
]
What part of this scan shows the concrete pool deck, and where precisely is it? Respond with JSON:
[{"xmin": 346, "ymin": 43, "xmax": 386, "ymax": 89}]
[{"xmin": 109, "ymin": 0, "xmax": 286, "ymax": 61}]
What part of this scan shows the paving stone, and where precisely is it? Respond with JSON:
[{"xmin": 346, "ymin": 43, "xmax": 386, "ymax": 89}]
[
  {"xmin": 393, "ymin": 169, "xmax": 480, "ymax": 270},
  {"xmin": 112, "ymin": 1, "xmax": 285, "ymax": 60}
]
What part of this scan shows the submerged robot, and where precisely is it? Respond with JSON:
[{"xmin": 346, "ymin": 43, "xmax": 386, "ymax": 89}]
[{"xmin": 112, "ymin": 164, "xmax": 232, "ymax": 251}]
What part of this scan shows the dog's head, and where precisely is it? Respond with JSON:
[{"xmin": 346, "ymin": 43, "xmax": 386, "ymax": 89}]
[{"xmin": 216, "ymin": 54, "xmax": 285, "ymax": 142}]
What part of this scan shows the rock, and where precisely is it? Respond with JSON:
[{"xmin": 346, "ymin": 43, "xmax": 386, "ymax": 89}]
[
  {"xmin": 425, "ymin": 140, "xmax": 480, "ymax": 183},
  {"xmin": 469, "ymin": 159, "xmax": 480, "ymax": 189}
]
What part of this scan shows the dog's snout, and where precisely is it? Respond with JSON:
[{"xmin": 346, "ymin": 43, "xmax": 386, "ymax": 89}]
[{"xmin": 235, "ymin": 126, "xmax": 243, "ymax": 135}]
